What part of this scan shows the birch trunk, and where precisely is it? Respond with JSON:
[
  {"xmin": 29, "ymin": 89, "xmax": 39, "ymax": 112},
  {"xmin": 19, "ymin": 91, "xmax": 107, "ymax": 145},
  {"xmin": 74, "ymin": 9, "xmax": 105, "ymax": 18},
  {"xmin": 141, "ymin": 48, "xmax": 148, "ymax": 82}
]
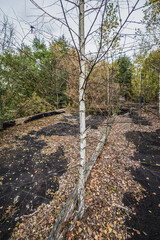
[{"xmin": 78, "ymin": 0, "xmax": 86, "ymax": 218}]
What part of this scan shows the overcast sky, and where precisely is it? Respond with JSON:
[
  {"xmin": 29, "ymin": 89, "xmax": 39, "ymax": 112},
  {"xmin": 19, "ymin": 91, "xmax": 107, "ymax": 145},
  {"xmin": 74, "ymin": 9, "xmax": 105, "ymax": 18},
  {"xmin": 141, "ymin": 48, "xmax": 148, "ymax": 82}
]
[{"xmin": 0, "ymin": 0, "xmax": 146, "ymax": 56}]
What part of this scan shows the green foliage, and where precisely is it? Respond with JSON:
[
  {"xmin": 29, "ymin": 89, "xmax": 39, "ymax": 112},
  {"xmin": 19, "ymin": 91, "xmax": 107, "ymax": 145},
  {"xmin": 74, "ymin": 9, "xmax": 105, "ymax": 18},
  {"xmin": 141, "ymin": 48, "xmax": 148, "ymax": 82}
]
[
  {"xmin": 51, "ymin": 35, "xmax": 69, "ymax": 57},
  {"xmin": 115, "ymin": 56, "xmax": 132, "ymax": 98},
  {"xmin": 18, "ymin": 92, "xmax": 53, "ymax": 117},
  {"xmin": 144, "ymin": 0, "xmax": 160, "ymax": 25},
  {"xmin": 142, "ymin": 0, "xmax": 160, "ymax": 47},
  {"xmin": 0, "ymin": 36, "xmax": 70, "ymax": 121},
  {"xmin": 101, "ymin": 2, "xmax": 120, "ymax": 51},
  {"xmin": 132, "ymin": 49, "xmax": 159, "ymax": 102}
]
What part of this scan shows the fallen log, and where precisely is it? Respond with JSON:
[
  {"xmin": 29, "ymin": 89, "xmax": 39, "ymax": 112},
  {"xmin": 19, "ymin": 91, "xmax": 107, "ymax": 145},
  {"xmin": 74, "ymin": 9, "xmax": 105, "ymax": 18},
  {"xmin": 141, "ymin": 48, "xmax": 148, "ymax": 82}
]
[
  {"xmin": 0, "ymin": 110, "xmax": 65, "ymax": 131},
  {"xmin": 0, "ymin": 120, "xmax": 16, "ymax": 131},
  {"xmin": 24, "ymin": 110, "xmax": 65, "ymax": 123},
  {"xmin": 48, "ymin": 115, "xmax": 115, "ymax": 240}
]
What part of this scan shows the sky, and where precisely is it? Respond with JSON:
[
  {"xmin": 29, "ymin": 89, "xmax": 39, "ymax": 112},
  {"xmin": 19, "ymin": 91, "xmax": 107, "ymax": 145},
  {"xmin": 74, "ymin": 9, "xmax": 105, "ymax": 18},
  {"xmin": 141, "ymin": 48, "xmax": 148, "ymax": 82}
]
[{"xmin": 0, "ymin": 0, "xmax": 147, "ymax": 57}]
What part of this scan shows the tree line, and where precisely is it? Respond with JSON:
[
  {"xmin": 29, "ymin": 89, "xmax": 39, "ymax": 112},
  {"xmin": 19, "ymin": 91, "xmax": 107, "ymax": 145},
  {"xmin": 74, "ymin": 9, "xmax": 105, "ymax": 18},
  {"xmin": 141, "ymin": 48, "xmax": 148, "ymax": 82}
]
[{"xmin": 0, "ymin": 35, "xmax": 159, "ymax": 122}]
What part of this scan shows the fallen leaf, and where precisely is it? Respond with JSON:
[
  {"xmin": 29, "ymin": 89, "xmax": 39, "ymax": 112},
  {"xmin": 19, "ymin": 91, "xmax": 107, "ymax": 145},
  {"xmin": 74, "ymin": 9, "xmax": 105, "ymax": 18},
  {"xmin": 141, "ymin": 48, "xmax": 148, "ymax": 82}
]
[
  {"xmin": 78, "ymin": 227, "xmax": 82, "ymax": 233},
  {"xmin": 108, "ymin": 227, "xmax": 112, "ymax": 233},
  {"xmin": 113, "ymin": 229, "xmax": 117, "ymax": 235},
  {"xmin": 133, "ymin": 229, "xmax": 141, "ymax": 235},
  {"xmin": 76, "ymin": 221, "xmax": 80, "ymax": 226},
  {"xmin": 87, "ymin": 226, "xmax": 92, "ymax": 236},
  {"xmin": 104, "ymin": 230, "xmax": 107, "ymax": 234}
]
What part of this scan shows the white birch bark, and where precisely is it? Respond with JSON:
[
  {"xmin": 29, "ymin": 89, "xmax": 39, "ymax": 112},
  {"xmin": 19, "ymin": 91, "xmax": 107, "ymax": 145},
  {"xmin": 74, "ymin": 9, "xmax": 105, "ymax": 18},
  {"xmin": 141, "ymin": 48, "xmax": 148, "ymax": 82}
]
[{"xmin": 78, "ymin": 0, "xmax": 86, "ymax": 218}]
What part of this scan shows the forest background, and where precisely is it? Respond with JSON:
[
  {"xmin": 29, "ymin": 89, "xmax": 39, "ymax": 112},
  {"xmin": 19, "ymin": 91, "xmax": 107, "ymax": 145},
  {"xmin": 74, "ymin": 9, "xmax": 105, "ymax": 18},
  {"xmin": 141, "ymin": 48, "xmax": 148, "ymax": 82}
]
[{"xmin": 0, "ymin": 0, "xmax": 160, "ymax": 124}]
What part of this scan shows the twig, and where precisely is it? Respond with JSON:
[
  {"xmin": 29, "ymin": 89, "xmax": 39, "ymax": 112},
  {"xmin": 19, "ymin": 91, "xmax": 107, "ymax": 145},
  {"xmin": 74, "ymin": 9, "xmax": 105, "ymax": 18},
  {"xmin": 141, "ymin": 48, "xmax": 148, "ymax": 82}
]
[
  {"xmin": 141, "ymin": 162, "xmax": 160, "ymax": 167},
  {"xmin": 112, "ymin": 203, "xmax": 129, "ymax": 211},
  {"xmin": 22, "ymin": 209, "xmax": 39, "ymax": 218}
]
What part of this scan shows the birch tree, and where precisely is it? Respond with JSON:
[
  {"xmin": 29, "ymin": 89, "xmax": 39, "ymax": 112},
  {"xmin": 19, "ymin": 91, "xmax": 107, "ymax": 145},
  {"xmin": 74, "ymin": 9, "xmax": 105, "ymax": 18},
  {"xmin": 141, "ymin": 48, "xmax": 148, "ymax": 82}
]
[
  {"xmin": 29, "ymin": 0, "xmax": 141, "ymax": 221},
  {"xmin": 78, "ymin": 0, "xmax": 86, "ymax": 217}
]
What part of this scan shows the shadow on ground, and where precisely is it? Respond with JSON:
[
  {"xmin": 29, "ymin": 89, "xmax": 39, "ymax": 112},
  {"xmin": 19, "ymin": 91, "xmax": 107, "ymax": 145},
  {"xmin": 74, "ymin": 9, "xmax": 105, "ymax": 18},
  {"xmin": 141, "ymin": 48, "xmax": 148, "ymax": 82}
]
[
  {"xmin": 130, "ymin": 111, "xmax": 152, "ymax": 126},
  {"xmin": 123, "ymin": 129, "xmax": 160, "ymax": 240},
  {"xmin": 121, "ymin": 108, "xmax": 152, "ymax": 126}
]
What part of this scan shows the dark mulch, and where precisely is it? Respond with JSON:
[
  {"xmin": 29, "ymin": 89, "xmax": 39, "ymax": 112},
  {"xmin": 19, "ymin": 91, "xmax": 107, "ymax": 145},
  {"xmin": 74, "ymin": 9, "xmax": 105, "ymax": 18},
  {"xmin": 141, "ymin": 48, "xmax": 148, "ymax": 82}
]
[{"xmin": 124, "ymin": 128, "xmax": 160, "ymax": 240}]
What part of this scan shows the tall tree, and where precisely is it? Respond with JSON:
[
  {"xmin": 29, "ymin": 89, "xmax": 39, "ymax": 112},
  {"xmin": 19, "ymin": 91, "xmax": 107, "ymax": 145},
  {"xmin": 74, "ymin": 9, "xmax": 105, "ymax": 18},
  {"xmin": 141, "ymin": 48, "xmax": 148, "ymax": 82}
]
[
  {"xmin": 116, "ymin": 56, "xmax": 132, "ymax": 98},
  {"xmin": 78, "ymin": 0, "xmax": 86, "ymax": 217},
  {"xmin": 28, "ymin": 1, "xmax": 141, "ymax": 234},
  {"xmin": 132, "ymin": 49, "xmax": 160, "ymax": 103},
  {"xmin": 100, "ymin": 2, "xmax": 120, "ymax": 109},
  {"xmin": 0, "ymin": 36, "xmax": 70, "ymax": 121}
]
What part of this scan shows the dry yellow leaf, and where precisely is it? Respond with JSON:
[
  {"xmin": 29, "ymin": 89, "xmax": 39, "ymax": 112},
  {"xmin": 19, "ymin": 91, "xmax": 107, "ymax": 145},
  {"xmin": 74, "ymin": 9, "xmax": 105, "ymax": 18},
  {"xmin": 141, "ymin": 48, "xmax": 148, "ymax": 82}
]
[
  {"xmin": 113, "ymin": 230, "xmax": 117, "ymax": 235},
  {"xmin": 106, "ymin": 224, "xmax": 110, "ymax": 229},
  {"xmin": 108, "ymin": 227, "xmax": 112, "ymax": 233},
  {"xmin": 87, "ymin": 227, "xmax": 92, "ymax": 236},
  {"xmin": 134, "ymin": 229, "xmax": 141, "ymax": 235},
  {"xmin": 76, "ymin": 221, "xmax": 80, "ymax": 226},
  {"xmin": 117, "ymin": 233, "xmax": 123, "ymax": 239}
]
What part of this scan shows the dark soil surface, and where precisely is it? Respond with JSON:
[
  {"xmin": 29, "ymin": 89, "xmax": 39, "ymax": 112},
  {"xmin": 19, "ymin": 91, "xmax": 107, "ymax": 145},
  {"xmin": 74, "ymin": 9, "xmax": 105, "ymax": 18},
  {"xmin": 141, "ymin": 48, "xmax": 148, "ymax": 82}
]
[
  {"xmin": 0, "ymin": 112, "xmax": 106, "ymax": 240},
  {"xmin": 121, "ymin": 106, "xmax": 160, "ymax": 239},
  {"xmin": 124, "ymin": 128, "xmax": 160, "ymax": 239}
]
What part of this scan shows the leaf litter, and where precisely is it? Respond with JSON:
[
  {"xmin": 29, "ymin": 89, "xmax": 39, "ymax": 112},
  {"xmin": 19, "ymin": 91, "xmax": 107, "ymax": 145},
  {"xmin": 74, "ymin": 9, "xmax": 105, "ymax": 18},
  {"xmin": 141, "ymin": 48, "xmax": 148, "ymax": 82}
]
[{"xmin": 0, "ymin": 105, "xmax": 159, "ymax": 240}]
